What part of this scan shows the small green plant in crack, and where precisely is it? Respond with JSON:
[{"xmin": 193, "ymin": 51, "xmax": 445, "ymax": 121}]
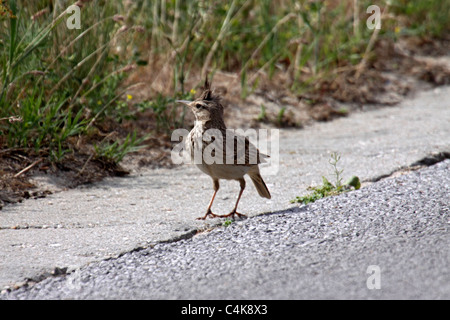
[
  {"xmin": 291, "ymin": 152, "xmax": 360, "ymax": 204},
  {"xmin": 223, "ymin": 218, "xmax": 234, "ymax": 227}
]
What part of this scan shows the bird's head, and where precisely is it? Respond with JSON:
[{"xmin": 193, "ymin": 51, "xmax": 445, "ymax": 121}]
[{"xmin": 176, "ymin": 79, "xmax": 224, "ymax": 123}]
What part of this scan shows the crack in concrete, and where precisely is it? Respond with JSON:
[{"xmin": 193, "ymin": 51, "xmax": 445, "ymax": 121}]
[{"xmin": 368, "ymin": 151, "xmax": 450, "ymax": 183}]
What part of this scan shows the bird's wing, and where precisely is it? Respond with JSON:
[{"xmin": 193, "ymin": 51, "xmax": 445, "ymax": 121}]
[{"xmin": 199, "ymin": 129, "xmax": 269, "ymax": 166}]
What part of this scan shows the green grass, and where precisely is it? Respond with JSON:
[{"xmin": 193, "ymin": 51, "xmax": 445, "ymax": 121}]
[
  {"xmin": 0, "ymin": 0, "xmax": 146, "ymax": 164},
  {"xmin": 94, "ymin": 131, "xmax": 149, "ymax": 164},
  {"xmin": 128, "ymin": 0, "xmax": 450, "ymax": 95}
]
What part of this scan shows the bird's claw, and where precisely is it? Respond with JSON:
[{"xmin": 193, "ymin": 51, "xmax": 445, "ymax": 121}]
[
  {"xmin": 196, "ymin": 209, "xmax": 220, "ymax": 220},
  {"xmin": 197, "ymin": 209, "xmax": 246, "ymax": 220},
  {"xmin": 218, "ymin": 210, "xmax": 247, "ymax": 219}
]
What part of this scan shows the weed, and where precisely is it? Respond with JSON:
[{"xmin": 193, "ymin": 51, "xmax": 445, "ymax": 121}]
[
  {"xmin": 223, "ymin": 218, "xmax": 234, "ymax": 227},
  {"xmin": 291, "ymin": 152, "xmax": 361, "ymax": 204},
  {"xmin": 291, "ymin": 176, "xmax": 337, "ymax": 205},
  {"xmin": 329, "ymin": 152, "xmax": 344, "ymax": 189}
]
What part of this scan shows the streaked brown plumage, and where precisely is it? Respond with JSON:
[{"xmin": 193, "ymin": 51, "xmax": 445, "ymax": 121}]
[{"xmin": 177, "ymin": 80, "xmax": 271, "ymax": 220}]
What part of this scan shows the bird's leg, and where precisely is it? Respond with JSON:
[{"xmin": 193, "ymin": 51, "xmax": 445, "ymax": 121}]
[
  {"xmin": 196, "ymin": 190, "xmax": 219, "ymax": 220},
  {"xmin": 219, "ymin": 179, "xmax": 247, "ymax": 219},
  {"xmin": 197, "ymin": 179, "xmax": 220, "ymax": 220}
]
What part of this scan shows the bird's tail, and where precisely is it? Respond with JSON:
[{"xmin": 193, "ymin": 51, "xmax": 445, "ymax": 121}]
[{"xmin": 249, "ymin": 170, "xmax": 271, "ymax": 199}]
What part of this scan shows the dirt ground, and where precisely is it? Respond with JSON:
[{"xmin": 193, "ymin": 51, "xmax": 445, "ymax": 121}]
[{"xmin": 1, "ymin": 37, "xmax": 450, "ymax": 210}]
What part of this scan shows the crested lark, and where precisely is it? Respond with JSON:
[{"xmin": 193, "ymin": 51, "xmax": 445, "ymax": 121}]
[{"xmin": 177, "ymin": 80, "xmax": 271, "ymax": 220}]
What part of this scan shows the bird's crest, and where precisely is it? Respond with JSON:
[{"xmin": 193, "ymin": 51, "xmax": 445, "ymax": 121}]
[{"xmin": 199, "ymin": 78, "xmax": 218, "ymax": 102}]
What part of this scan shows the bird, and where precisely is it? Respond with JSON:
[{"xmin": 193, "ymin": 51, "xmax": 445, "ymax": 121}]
[{"xmin": 177, "ymin": 80, "xmax": 271, "ymax": 220}]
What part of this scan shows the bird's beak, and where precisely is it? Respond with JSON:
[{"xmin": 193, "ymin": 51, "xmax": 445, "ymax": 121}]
[{"xmin": 175, "ymin": 100, "xmax": 192, "ymax": 106}]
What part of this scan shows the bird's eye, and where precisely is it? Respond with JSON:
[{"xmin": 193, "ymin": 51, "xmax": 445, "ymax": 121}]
[{"xmin": 195, "ymin": 103, "xmax": 204, "ymax": 109}]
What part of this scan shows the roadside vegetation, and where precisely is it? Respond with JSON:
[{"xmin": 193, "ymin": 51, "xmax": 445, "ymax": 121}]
[
  {"xmin": 291, "ymin": 152, "xmax": 361, "ymax": 204},
  {"xmin": 0, "ymin": 0, "xmax": 449, "ymax": 206},
  {"xmin": 291, "ymin": 152, "xmax": 361, "ymax": 205}
]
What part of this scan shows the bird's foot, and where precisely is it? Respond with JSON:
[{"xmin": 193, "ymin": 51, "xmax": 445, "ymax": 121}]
[
  {"xmin": 196, "ymin": 209, "xmax": 221, "ymax": 220},
  {"xmin": 218, "ymin": 209, "xmax": 247, "ymax": 219}
]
